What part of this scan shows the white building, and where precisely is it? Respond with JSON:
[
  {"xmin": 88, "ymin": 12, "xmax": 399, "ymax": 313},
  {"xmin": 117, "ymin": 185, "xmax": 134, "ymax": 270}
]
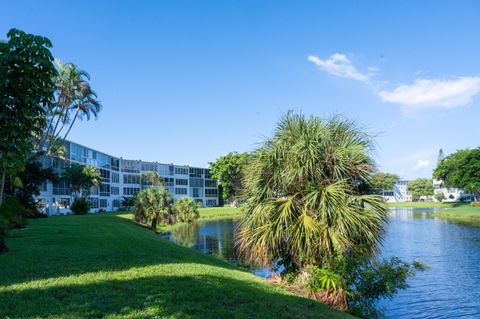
[
  {"xmin": 37, "ymin": 140, "xmax": 219, "ymax": 215},
  {"xmin": 432, "ymin": 179, "xmax": 472, "ymax": 202},
  {"xmin": 382, "ymin": 180, "xmax": 412, "ymax": 202}
]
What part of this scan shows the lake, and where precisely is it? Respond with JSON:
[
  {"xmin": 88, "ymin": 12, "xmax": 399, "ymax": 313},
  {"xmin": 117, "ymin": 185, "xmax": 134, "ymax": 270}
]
[{"xmin": 162, "ymin": 208, "xmax": 480, "ymax": 318}]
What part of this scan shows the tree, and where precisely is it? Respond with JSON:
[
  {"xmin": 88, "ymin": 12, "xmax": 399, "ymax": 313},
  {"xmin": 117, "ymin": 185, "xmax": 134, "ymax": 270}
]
[
  {"xmin": 172, "ymin": 197, "xmax": 199, "ymax": 222},
  {"xmin": 40, "ymin": 61, "xmax": 101, "ymax": 155},
  {"xmin": 140, "ymin": 171, "xmax": 164, "ymax": 189},
  {"xmin": 0, "ymin": 29, "xmax": 57, "ymax": 205},
  {"xmin": 433, "ymin": 148, "xmax": 480, "ymax": 201},
  {"xmin": 407, "ymin": 178, "xmax": 433, "ymax": 201},
  {"xmin": 62, "ymin": 164, "xmax": 100, "ymax": 199},
  {"xmin": 134, "ymin": 186, "xmax": 173, "ymax": 231},
  {"xmin": 369, "ymin": 172, "xmax": 399, "ymax": 194},
  {"xmin": 237, "ymin": 112, "xmax": 388, "ymax": 272},
  {"xmin": 434, "ymin": 192, "xmax": 445, "ymax": 202},
  {"xmin": 209, "ymin": 152, "xmax": 250, "ymax": 206}
]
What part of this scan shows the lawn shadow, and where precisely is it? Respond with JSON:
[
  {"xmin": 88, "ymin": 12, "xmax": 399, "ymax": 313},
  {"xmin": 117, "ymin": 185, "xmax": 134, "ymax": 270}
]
[{"xmin": 0, "ymin": 273, "xmax": 353, "ymax": 319}]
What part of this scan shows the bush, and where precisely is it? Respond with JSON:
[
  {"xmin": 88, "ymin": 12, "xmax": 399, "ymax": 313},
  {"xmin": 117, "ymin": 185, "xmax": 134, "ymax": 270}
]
[
  {"xmin": 70, "ymin": 198, "xmax": 89, "ymax": 215},
  {"xmin": 173, "ymin": 197, "xmax": 199, "ymax": 223},
  {"xmin": 0, "ymin": 215, "xmax": 9, "ymax": 253},
  {"xmin": 434, "ymin": 192, "xmax": 445, "ymax": 202},
  {"xmin": 0, "ymin": 197, "xmax": 29, "ymax": 228},
  {"xmin": 471, "ymin": 201, "xmax": 480, "ymax": 207},
  {"xmin": 134, "ymin": 187, "xmax": 173, "ymax": 231}
]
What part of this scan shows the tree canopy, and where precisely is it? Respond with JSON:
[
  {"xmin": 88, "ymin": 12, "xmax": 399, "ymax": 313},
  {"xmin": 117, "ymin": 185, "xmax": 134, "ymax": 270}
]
[
  {"xmin": 62, "ymin": 164, "xmax": 100, "ymax": 199},
  {"xmin": 209, "ymin": 152, "xmax": 250, "ymax": 204},
  {"xmin": 433, "ymin": 148, "xmax": 480, "ymax": 198},
  {"xmin": 0, "ymin": 28, "xmax": 57, "ymax": 205},
  {"xmin": 407, "ymin": 178, "xmax": 433, "ymax": 201},
  {"xmin": 369, "ymin": 172, "xmax": 399, "ymax": 194}
]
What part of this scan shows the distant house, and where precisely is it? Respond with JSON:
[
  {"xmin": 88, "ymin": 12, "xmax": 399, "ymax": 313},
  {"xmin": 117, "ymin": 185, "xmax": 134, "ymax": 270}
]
[
  {"xmin": 381, "ymin": 180, "xmax": 412, "ymax": 202},
  {"xmin": 432, "ymin": 179, "xmax": 473, "ymax": 202}
]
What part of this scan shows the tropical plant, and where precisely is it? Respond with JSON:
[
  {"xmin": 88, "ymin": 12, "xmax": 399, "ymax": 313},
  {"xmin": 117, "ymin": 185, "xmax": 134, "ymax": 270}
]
[
  {"xmin": 172, "ymin": 197, "xmax": 200, "ymax": 223},
  {"xmin": 41, "ymin": 61, "xmax": 101, "ymax": 155},
  {"xmin": 134, "ymin": 186, "xmax": 174, "ymax": 231},
  {"xmin": 62, "ymin": 164, "xmax": 101, "ymax": 199},
  {"xmin": 70, "ymin": 198, "xmax": 89, "ymax": 215},
  {"xmin": 237, "ymin": 112, "xmax": 388, "ymax": 273},
  {"xmin": 0, "ymin": 28, "xmax": 57, "ymax": 205},
  {"xmin": 434, "ymin": 148, "xmax": 480, "ymax": 201},
  {"xmin": 0, "ymin": 215, "xmax": 9, "ymax": 253},
  {"xmin": 434, "ymin": 191, "xmax": 445, "ymax": 202},
  {"xmin": 0, "ymin": 197, "xmax": 30, "ymax": 228},
  {"xmin": 407, "ymin": 178, "xmax": 433, "ymax": 201},
  {"xmin": 140, "ymin": 171, "xmax": 164, "ymax": 189},
  {"xmin": 209, "ymin": 152, "xmax": 250, "ymax": 206}
]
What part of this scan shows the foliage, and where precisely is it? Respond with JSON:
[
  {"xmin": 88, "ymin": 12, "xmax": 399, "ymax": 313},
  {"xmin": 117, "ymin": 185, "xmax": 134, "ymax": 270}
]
[
  {"xmin": 62, "ymin": 164, "xmax": 100, "ymax": 198},
  {"xmin": 237, "ymin": 112, "xmax": 388, "ymax": 273},
  {"xmin": 70, "ymin": 198, "xmax": 89, "ymax": 215},
  {"xmin": 434, "ymin": 191, "xmax": 445, "ymax": 202},
  {"xmin": 134, "ymin": 186, "xmax": 174, "ymax": 231},
  {"xmin": 306, "ymin": 266, "xmax": 343, "ymax": 294},
  {"xmin": 40, "ymin": 60, "xmax": 101, "ymax": 155},
  {"xmin": 140, "ymin": 171, "xmax": 164, "ymax": 189},
  {"xmin": 122, "ymin": 196, "xmax": 136, "ymax": 208},
  {"xmin": 407, "ymin": 178, "xmax": 433, "ymax": 201},
  {"xmin": 209, "ymin": 152, "xmax": 250, "ymax": 204},
  {"xmin": 0, "ymin": 197, "xmax": 30, "ymax": 228},
  {"xmin": 0, "ymin": 28, "xmax": 57, "ymax": 205},
  {"xmin": 4, "ymin": 154, "xmax": 57, "ymax": 215},
  {"xmin": 471, "ymin": 201, "xmax": 480, "ymax": 207},
  {"xmin": 173, "ymin": 197, "xmax": 200, "ymax": 223},
  {"xmin": 0, "ymin": 215, "xmax": 8, "ymax": 253},
  {"xmin": 434, "ymin": 148, "xmax": 480, "ymax": 200},
  {"xmin": 369, "ymin": 172, "xmax": 399, "ymax": 194}
]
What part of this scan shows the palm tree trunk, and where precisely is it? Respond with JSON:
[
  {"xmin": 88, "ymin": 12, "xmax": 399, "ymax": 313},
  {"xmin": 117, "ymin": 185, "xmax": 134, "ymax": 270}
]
[
  {"xmin": 0, "ymin": 163, "xmax": 7, "ymax": 206},
  {"xmin": 63, "ymin": 108, "xmax": 80, "ymax": 140}
]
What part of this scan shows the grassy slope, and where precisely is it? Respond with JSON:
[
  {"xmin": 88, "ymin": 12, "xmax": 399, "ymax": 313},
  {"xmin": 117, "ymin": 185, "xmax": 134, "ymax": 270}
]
[
  {"xmin": 387, "ymin": 202, "xmax": 457, "ymax": 208},
  {"xmin": 0, "ymin": 213, "xmax": 353, "ymax": 319},
  {"xmin": 198, "ymin": 206, "xmax": 244, "ymax": 220}
]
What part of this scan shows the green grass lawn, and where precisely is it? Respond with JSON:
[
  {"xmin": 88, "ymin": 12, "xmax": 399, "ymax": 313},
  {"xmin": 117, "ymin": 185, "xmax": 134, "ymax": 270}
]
[
  {"xmin": 387, "ymin": 201, "xmax": 457, "ymax": 208},
  {"xmin": 198, "ymin": 206, "xmax": 244, "ymax": 220},
  {"xmin": 432, "ymin": 205, "xmax": 480, "ymax": 227},
  {"xmin": 0, "ymin": 213, "xmax": 353, "ymax": 318}
]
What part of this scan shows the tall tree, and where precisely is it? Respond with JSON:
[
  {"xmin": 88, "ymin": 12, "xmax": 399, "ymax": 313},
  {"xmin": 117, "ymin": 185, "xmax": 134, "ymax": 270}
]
[
  {"xmin": 407, "ymin": 178, "xmax": 433, "ymax": 201},
  {"xmin": 209, "ymin": 152, "xmax": 250, "ymax": 205},
  {"xmin": 237, "ymin": 112, "xmax": 388, "ymax": 272},
  {"xmin": 0, "ymin": 29, "xmax": 57, "ymax": 205},
  {"xmin": 134, "ymin": 186, "xmax": 173, "ymax": 231},
  {"xmin": 433, "ymin": 148, "xmax": 480, "ymax": 200},
  {"xmin": 369, "ymin": 172, "xmax": 400, "ymax": 194},
  {"xmin": 62, "ymin": 164, "xmax": 101, "ymax": 199}
]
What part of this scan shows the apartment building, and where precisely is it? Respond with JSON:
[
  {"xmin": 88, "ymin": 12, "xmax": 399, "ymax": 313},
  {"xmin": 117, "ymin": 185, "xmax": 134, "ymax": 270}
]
[{"xmin": 38, "ymin": 140, "xmax": 219, "ymax": 215}]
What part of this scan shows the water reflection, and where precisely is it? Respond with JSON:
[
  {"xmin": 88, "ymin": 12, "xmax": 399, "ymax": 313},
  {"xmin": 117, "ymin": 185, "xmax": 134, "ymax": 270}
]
[{"xmin": 162, "ymin": 208, "xmax": 480, "ymax": 318}]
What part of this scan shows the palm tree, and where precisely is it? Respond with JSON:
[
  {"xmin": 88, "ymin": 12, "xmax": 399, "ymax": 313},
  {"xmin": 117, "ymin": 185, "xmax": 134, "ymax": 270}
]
[
  {"xmin": 140, "ymin": 171, "xmax": 164, "ymax": 189},
  {"xmin": 236, "ymin": 112, "xmax": 388, "ymax": 273},
  {"xmin": 134, "ymin": 186, "xmax": 173, "ymax": 231},
  {"xmin": 62, "ymin": 164, "xmax": 101, "ymax": 199}
]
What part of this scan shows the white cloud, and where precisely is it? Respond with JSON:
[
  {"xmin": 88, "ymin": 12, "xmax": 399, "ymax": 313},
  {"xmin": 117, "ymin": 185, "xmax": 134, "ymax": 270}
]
[
  {"xmin": 379, "ymin": 77, "xmax": 480, "ymax": 110},
  {"xmin": 412, "ymin": 159, "xmax": 432, "ymax": 172},
  {"xmin": 308, "ymin": 53, "xmax": 370, "ymax": 82}
]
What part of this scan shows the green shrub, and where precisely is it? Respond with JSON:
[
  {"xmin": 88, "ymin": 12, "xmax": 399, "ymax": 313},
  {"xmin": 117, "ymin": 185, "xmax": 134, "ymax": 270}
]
[
  {"xmin": 0, "ymin": 215, "xmax": 9, "ymax": 253},
  {"xmin": 0, "ymin": 197, "xmax": 28, "ymax": 228},
  {"xmin": 70, "ymin": 198, "xmax": 89, "ymax": 215},
  {"xmin": 470, "ymin": 201, "xmax": 480, "ymax": 207},
  {"xmin": 172, "ymin": 197, "xmax": 199, "ymax": 223}
]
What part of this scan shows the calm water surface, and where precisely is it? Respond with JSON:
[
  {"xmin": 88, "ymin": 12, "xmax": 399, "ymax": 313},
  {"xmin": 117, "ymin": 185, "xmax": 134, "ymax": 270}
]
[{"xmin": 162, "ymin": 208, "xmax": 480, "ymax": 318}]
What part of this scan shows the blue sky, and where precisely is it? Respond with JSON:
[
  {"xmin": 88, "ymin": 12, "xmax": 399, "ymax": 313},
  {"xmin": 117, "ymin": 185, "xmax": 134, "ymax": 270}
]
[{"xmin": 2, "ymin": 1, "xmax": 480, "ymax": 179}]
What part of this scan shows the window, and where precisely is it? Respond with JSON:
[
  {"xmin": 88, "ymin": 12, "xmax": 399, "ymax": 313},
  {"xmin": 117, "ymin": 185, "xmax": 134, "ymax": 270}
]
[
  {"xmin": 189, "ymin": 167, "xmax": 203, "ymax": 178},
  {"xmin": 111, "ymin": 186, "xmax": 119, "ymax": 195},
  {"xmin": 141, "ymin": 162, "xmax": 158, "ymax": 172},
  {"xmin": 175, "ymin": 188, "xmax": 187, "ymax": 195},
  {"xmin": 206, "ymin": 199, "xmax": 217, "ymax": 207},
  {"xmin": 88, "ymin": 198, "xmax": 99, "ymax": 209},
  {"xmin": 175, "ymin": 167, "xmax": 189, "ymax": 175},
  {"xmin": 90, "ymin": 186, "xmax": 99, "ymax": 195},
  {"xmin": 112, "ymin": 172, "xmax": 119, "ymax": 183},
  {"xmin": 100, "ymin": 169, "xmax": 110, "ymax": 183},
  {"xmin": 175, "ymin": 178, "xmax": 188, "ymax": 186},
  {"xmin": 112, "ymin": 199, "xmax": 121, "ymax": 208},
  {"xmin": 164, "ymin": 177, "xmax": 174, "ymax": 187},
  {"xmin": 41, "ymin": 182, "xmax": 48, "ymax": 192},
  {"xmin": 204, "ymin": 169, "xmax": 212, "ymax": 179},
  {"xmin": 99, "ymin": 199, "xmax": 108, "ymax": 208},
  {"xmin": 100, "ymin": 184, "xmax": 110, "ymax": 197},
  {"xmin": 123, "ymin": 187, "xmax": 140, "ymax": 196},
  {"xmin": 111, "ymin": 158, "xmax": 119, "ymax": 171},
  {"xmin": 189, "ymin": 178, "xmax": 204, "ymax": 188},
  {"xmin": 53, "ymin": 181, "xmax": 70, "ymax": 195},
  {"xmin": 55, "ymin": 198, "xmax": 70, "ymax": 208},
  {"xmin": 191, "ymin": 187, "xmax": 203, "ymax": 198},
  {"xmin": 205, "ymin": 188, "xmax": 218, "ymax": 197},
  {"xmin": 205, "ymin": 179, "xmax": 217, "ymax": 187},
  {"xmin": 123, "ymin": 174, "xmax": 140, "ymax": 184},
  {"xmin": 121, "ymin": 160, "xmax": 140, "ymax": 173}
]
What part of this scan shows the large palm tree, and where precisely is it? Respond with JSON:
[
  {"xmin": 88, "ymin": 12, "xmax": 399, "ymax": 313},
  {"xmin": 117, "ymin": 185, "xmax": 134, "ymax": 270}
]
[
  {"xmin": 236, "ymin": 112, "xmax": 388, "ymax": 273},
  {"xmin": 134, "ymin": 186, "xmax": 173, "ymax": 231}
]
